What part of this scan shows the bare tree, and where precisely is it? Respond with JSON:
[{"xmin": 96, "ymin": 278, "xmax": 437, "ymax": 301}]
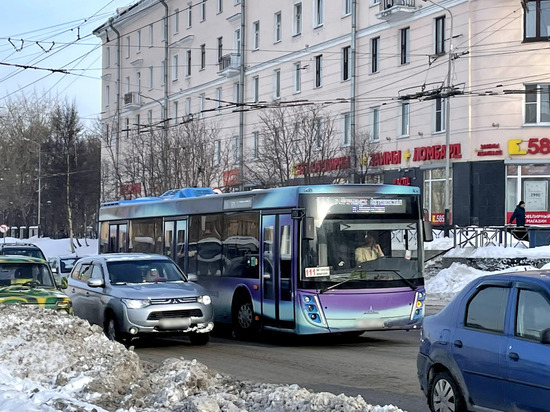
[{"xmin": 352, "ymin": 129, "xmax": 381, "ymax": 184}]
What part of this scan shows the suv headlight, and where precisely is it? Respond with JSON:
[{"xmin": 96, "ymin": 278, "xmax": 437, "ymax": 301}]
[
  {"xmin": 122, "ymin": 298, "xmax": 151, "ymax": 309},
  {"xmin": 198, "ymin": 295, "xmax": 211, "ymax": 305}
]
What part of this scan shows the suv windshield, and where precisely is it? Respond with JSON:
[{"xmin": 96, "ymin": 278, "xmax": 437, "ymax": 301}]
[
  {"xmin": 107, "ymin": 260, "xmax": 187, "ymax": 284},
  {"xmin": 0, "ymin": 263, "xmax": 55, "ymax": 287}
]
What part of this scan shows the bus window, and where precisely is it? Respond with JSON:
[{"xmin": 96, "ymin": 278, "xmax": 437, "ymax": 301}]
[{"xmin": 280, "ymin": 224, "xmax": 292, "ymax": 301}]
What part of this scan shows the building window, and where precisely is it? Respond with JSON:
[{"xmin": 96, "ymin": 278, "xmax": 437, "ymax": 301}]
[
  {"xmin": 161, "ymin": 60, "xmax": 166, "ymax": 85},
  {"xmin": 424, "ymin": 168, "xmax": 452, "ymax": 223},
  {"xmin": 400, "ymin": 27, "xmax": 409, "ymax": 65},
  {"xmin": 200, "ymin": 44, "xmax": 206, "ymax": 70},
  {"xmin": 200, "ymin": 0, "xmax": 206, "ymax": 21},
  {"xmin": 105, "ymin": 85, "xmax": 110, "ymax": 107},
  {"xmin": 136, "ymin": 71, "xmax": 141, "ymax": 94},
  {"xmin": 186, "ymin": 49, "xmax": 192, "ymax": 76},
  {"xmin": 525, "ymin": 84, "xmax": 550, "ymax": 124},
  {"xmin": 400, "ymin": 102, "xmax": 410, "ymax": 136},
  {"xmin": 344, "ymin": 0, "xmax": 352, "ymax": 16},
  {"xmin": 343, "ymin": 112, "xmax": 352, "ymax": 146},
  {"xmin": 435, "ymin": 16, "xmax": 446, "ymax": 55},
  {"xmin": 217, "ymin": 0, "xmax": 223, "ymax": 13},
  {"xmin": 252, "ymin": 131, "xmax": 260, "ymax": 159},
  {"xmin": 216, "ymin": 87, "xmax": 222, "ymax": 113},
  {"xmin": 217, "ymin": 37, "xmax": 223, "ymax": 62},
  {"xmin": 435, "ymin": 97, "xmax": 446, "ymax": 132},
  {"xmin": 274, "ymin": 12, "xmax": 282, "ymax": 43},
  {"xmin": 105, "ymin": 47, "xmax": 110, "ymax": 68},
  {"xmin": 293, "ymin": 2, "xmax": 302, "ymax": 36},
  {"xmin": 125, "ymin": 36, "xmax": 130, "ymax": 58},
  {"xmin": 137, "ymin": 31, "xmax": 141, "ymax": 52},
  {"xmin": 273, "ymin": 69, "xmax": 281, "ymax": 100},
  {"xmin": 294, "ymin": 62, "xmax": 301, "ymax": 93},
  {"xmin": 315, "ymin": 55, "xmax": 322, "ymax": 88},
  {"xmin": 342, "ymin": 46, "xmax": 351, "ymax": 81},
  {"xmin": 371, "ymin": 107, "xmax": 380, "ymax": 142},
  {"xmin": 371, "ymin": 37, "xmax": 379, "ymax": 73},
  {"xmin": 173, "ymin": 8, "xmax": 180, "ymax": 34},
  {"xmin": 172, "ymin": 101, "xmax": 179, "ymax": 125},
  {"xmin": 185, "ymin": 97, "xmax": 192, "ymax": 115},
  {"xmin": 234, "ymin": 28, "xmax": 241, "ymax": 52},
  {"xmin": 525, "ymin": 0, "xmax": 550, "ymax": 41},
  {"xmin": 253, "ymin": 21, "xmax": 260, "ymax": 50},
  {"xmin": 148, "ymin": 24, "xmax": 154, "ymax": 46},
  {"xmin": 125, "ymin": 76, "xmax": 131, "ymax": 94},
  {"xmin": 233, "ymin": 82, "xmax": 240, "ymax": 102},
  {"xmin": 172, "ymin": 54, "xmax": 179, "ymax": 81},
  {"xmin": 187, "ymin": 2, "xmax": 192, "ymax": 28},
  {"xmin": 233, "ymin": 135, "xmax": 242, "ymax": 164},
  {"xmin": 147, "ymin": 109, "xmax": 153, "ymax": 125},
  {"xmin": 252, "ymin": 76, "xmax": 259, "ymax": 103},
  {"xmin": 214, "ymin": 140, "xmax": 221, "ymax": 165},
  {"xmin": 506, "ymin": 164, "xmax": 550, "ymax": 219},
  {"xmin": 199, "ymin": 93, "xmax": 205, "ymax": 118},
  {"xmin": 314, "ymin": 0, "xmax": 324, "ymax": 27}
]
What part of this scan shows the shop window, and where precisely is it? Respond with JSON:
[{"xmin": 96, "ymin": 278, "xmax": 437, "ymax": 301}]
[{"xmin": 424, "ymin": 168, "xmax": 452, "ymax": 225}]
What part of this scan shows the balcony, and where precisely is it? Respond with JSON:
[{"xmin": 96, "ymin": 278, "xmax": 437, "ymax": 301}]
[
  {"xmin": 123, "ymin": 92, "xmax": 140, "ymax": 109},
  {"xmin": 376, "ymin": 0, "xmax": 416, "ymax": 22},
  {"xmin": 218, "ymin": 53, "xmax": 241, "ymax": 78}
]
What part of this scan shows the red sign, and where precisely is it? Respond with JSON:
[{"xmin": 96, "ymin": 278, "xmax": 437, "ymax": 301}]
[
  {"xmin": 223, "ymin": 169, "xmax": 240, "ymax": 186},
  {"xmin": 431, "ymin": 213, "xmax": 452, "ymax": 225},
  {"xmin": 506, "ymin": 211, "xmax": 550, "ymax": 225},
  {"xmin": 370, "ymin": 150, "xmax": 402, "ymax": 166},
  {"xmin": 413, "ymin": 144, "xmax": 462, "ymax": 161},
  {"xmin": 393, "ymin": 177, "xmax": 411, "ymax": 186},
  {"xmin": 477, "ymin": 143, "xmax": 503, "ymax": 157},
  {"xmin": 120, "ymin": 182, "xmax": 142, "ymax": 198},
  {"xmin": 295, "ymin": 156, "xmax": 350, "ymax": 176}
]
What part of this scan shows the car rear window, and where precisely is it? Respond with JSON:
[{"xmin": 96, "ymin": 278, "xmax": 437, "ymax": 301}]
[{"xmin": 1, "ymin": 248, "xmax": 45, "ymax": 260}]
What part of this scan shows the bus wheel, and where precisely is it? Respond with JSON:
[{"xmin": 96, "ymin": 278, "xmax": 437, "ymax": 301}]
[{"xmin": 232, "ymin": 296, "xmax": 258, "ymax": 339}]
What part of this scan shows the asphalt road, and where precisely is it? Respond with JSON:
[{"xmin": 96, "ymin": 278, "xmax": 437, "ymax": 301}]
[{"xmin": 135, "ymin": 326, "xmax": 430, "ymax": 412}]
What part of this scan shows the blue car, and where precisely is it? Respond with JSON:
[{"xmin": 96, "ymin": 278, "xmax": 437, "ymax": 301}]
[{"xmin": 418, "ymin": 271, "xmax": 550, "ymax": 412}]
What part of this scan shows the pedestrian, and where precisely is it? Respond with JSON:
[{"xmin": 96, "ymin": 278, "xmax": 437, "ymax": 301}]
[{"xmin": 509, "ymin": 201, "xmax": 526, "ymax": 227}]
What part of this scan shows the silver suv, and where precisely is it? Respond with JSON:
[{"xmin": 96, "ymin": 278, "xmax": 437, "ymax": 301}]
[{"xmin": 66, "ymin": 254, "xmax": 214, "ymax": 344}]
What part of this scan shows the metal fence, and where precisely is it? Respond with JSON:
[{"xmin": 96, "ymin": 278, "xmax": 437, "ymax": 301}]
[{"xmin": 433, "ymin": 226, "xmax": 531, "ymax": 249}]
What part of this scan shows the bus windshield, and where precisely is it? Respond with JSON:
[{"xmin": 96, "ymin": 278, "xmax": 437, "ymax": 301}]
[{"xmin": 300, "ymin": 194, "xmax": 423, "ymax": 290}]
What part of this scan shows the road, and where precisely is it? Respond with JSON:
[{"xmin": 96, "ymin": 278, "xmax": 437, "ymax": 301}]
[{"xmin": 135, "ymin": 326, "xmax": 429, "ymax": 412}]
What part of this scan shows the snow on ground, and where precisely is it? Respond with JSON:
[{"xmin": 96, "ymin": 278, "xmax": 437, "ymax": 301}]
[{"xmin": 0, "ymin": 235, "xmax": 549, "ymax": 411}]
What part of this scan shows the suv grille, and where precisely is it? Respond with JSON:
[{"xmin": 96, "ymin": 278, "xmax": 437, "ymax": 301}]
[
  {"xmin": 148, "ymin": 309, "xmax": 203, "ymax": 320},
  {"xmin": 150, "ymin": 297, "xmax": 198, "ymax": 305}
]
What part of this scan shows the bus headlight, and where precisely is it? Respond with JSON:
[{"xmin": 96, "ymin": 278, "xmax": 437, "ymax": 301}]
[
  {"xmin": 122, "ymin": 298, "xmax": 151, "ymax": 309},
  {"xmin": 198, "ymin": 295, "xmax": 211, "ymax": 305}
]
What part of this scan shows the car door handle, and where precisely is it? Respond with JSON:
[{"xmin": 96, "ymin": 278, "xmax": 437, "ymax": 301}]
[
  {"xmin": 454, "ymin": 340, "xmax": 463, "ymax": 348},
  {"xmin": 509, "ymin": 352, "xmax": 519, "ymax": 361}
]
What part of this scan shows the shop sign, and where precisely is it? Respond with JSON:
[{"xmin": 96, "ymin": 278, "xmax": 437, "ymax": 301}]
[
  {"xmin": 506, "ymin": 211, "xmax": 550, "ymax": 225},
  {"xmin": 431, "ymin": 213, "xmax": 452, "ymax": 225},
  {"xmin": 295, "ymin": 156, "xmax": 350, "ymax": 176},
  {"xmin": 509, "ymin": 137, "xmax": 550, "ymax": 155},
  {"xmin": 370, "ymin": 150, "xmax": 402, "ymax": 166},
  {"xmin": 413, "ymin": 144, "xmax": 462, "ymax": 161},
  {"xmin": 476, "ymin": 143, "xmax": 503, "ymax": 156},
  {"xmin": 393, "ymin": 177, "xmax": 411, "ymax": 186},
  {"xmin": 223, "ymin": 169, "xmax": 240, "ymax": 186}
]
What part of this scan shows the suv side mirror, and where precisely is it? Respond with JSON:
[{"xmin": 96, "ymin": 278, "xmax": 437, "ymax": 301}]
[
  {"xmin": 187, "ymin": 273, "xmax": 198, "ymax": 282},
  {"xmin": 88, "ymin": 278, "xmax": 105, "ymax": 288},
  {"xmin": 58, "ymin": 277, "xmax": 68, "ymax": 289}
]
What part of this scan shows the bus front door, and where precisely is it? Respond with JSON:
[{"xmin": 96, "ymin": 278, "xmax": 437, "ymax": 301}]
[
  {"xmin": 261, "ymin": 214, "xmax": 295, "ymax": 330},
  {"xmin": 164, "ymin": 219, "xmax": 187, "ymax": 272}
]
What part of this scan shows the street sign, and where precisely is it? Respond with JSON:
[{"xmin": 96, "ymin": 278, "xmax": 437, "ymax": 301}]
[{"xmin": 0, "ymin": 225, "xmax": 8, "ymax": 233}]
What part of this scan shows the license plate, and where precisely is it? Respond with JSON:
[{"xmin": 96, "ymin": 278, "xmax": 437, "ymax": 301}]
[{"xmin": 158, "ymin": 318, "xmax": 191, "ymax": 330}]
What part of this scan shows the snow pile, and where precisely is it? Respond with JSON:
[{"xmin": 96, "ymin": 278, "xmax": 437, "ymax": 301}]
[{"xmin": 0, "ymin": 304, "xmax": 404, "ymax": 411}]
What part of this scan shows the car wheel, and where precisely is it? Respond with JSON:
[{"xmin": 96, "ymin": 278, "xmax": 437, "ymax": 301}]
[
  {"xmin": 232, "ymin": 296, "xmax": 259, "ymax": 339},
  {"xmin": 104, "ymin": 315, "xmax": 127, "ymax": 343},
  {"xmin": 428, "ymin": 371, "xmax": 466, "ymax": 412},
  {"xmin": 189, "ymin": 332, "xmax": 210, "ymax": 345}
]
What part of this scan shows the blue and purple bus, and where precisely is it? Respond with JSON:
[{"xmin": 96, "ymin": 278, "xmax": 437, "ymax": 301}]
[{"xmin": 98, "ymin": 184, "xmax": 432, "ymax": 337}]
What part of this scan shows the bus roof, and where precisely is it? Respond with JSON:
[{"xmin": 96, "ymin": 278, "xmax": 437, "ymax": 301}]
[{"xmin": 99, "ymin": 184, "xmax": 420, "ymax": 221}]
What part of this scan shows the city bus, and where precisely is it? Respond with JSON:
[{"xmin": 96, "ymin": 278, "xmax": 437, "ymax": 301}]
[{"xmin": 98, "ymin": 184, "xmax": 432, "ymax": 337}]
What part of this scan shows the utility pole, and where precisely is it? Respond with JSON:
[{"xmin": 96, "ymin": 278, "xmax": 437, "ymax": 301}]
[{"xmin": 350, "ymin": 0, "xmax": 357, "ymax": 183}]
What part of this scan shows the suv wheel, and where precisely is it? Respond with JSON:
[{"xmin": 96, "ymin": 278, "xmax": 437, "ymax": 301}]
[
  {"xmin": 189, "ymin": 332, "xmax": 210, "ymax": 345},
  {"xmin": 104, "ymin": 315, "xmax": 127, "ymax": 343},
  {"xmin": 428, "ymin": 371, "xmax": 466, "ymax": 412}
]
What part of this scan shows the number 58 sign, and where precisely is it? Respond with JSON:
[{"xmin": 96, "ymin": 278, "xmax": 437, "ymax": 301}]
[{"xmin": 509, "ymin": 138, "xmax": 550, "ymax": 155}]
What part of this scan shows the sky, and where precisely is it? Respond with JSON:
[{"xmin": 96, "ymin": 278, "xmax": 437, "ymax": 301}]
[
  {"xmin": 1, "ymin": 235, "xmax": 549, "ymax": 410},
  {"xmin": 0, "ymin": 0, "xmax": 133, "ymax": 127}
]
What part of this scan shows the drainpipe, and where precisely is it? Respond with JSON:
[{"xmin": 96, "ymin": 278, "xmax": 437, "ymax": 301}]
[
  {"xmin": 239, "ymin": 0, "xmax": 246, "ymax": 191},
  {"xmin": 350, "ymin": 0, "xmax": 357, "ymax": 183},
  {"xmin": 109, "ymin": 18, "xmax": 121, "ymax": 198}
]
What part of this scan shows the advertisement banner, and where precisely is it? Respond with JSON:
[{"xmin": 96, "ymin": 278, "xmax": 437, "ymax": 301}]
[{"xmin": 507, "ymin": 211, "xmax": 550, "ymax": 225}]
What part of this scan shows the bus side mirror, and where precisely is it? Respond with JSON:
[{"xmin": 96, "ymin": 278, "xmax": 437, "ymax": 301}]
[
  {"xmin": 303, "ymin": 217, "xmax": 315, "ymax": 240},
  {"xmin": 423, "ymin": 220, "xmax": 433, "ymax": 242}
]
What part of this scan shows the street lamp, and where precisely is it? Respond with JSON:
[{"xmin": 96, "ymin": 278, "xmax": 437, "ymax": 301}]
[
  {"xmin": 23, "ymin": 138, "xmax": 42, "ymax": 234},
  {"xmin": 423, "ymin": 0, "xmax": 453, "ymax": 237}
]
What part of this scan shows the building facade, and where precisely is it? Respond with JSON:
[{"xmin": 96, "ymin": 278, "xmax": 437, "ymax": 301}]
[{"xmin": 95, "ymin": 0, "xmax": 550, "ymax": 227}]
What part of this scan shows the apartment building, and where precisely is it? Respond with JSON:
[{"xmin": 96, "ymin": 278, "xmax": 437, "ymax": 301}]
[{"xmin": 95, "ymin": 0, "xmax": 550, "ymax": 227}]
